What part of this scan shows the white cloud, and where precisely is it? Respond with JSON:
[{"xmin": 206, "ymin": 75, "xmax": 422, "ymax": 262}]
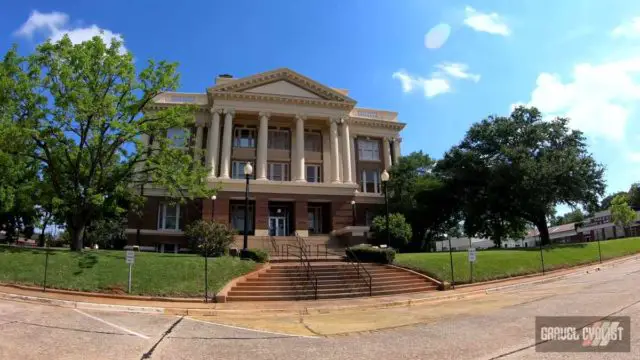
[
  {"xmin": 436, "ymin": 62, "xmax": 481, "ymax": 82},
  {"xmin": 15, "ymin": 10, "xmax": 125, "ymax": 52},
  {"xmin": 612, "ymin": 17, "xmax": 640, "ymax": 39},
  {"xmin": 392, "ymin": 70, "xmax": 451, "ymax": 98},
  {"xmin": 463, "ymin": 6, "xmax": 510, "ymax": 36},
  {"xmin": 523, "ymin": 58, "xmax": 640, "ymax": 141},
  {"xmin": 628, "ymin": 151, "xmax": 640, "ymax": 163}
]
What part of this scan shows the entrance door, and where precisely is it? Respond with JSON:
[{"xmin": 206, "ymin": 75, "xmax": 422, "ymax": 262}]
[{"xmin": 269, "ymin": 216, "xmax": 287, "ymax": 236}]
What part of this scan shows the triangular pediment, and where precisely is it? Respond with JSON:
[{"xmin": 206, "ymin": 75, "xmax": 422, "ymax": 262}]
[
  {"xmin": 243, "ymin": 80, "xmax": 323, "ymax": 99},
  {"xmin": 209, "ymin": 68, "xmax": 356, "ymax": 104}
]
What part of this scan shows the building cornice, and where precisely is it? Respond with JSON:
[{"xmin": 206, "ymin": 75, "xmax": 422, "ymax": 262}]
[
  {"xmin": 351, "ymin": 117, "xmax": 406, "ymax": 131},
  {"xmin": 210, "ymin": 91, "xmax": 355, "ymax": 110}
]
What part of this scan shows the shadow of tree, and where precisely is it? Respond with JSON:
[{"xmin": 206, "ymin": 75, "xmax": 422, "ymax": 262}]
[{"xmin": 73, "ymin": 253, "xmax": 98, "ymax": 275}]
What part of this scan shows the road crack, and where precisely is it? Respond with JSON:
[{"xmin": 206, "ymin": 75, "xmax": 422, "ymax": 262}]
[{"xmin": 140, "ymin": 316, "xmax": 183, "ymax": 359}]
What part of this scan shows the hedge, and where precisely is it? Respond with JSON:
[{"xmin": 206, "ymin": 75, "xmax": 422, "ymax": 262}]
[
  {"xmin": 240, "ymin": 248, "xmax": 270, "ymax": 263},
  {"xmin": 346, "ymin": 245, "xmax": 396, "ymax": 264}
]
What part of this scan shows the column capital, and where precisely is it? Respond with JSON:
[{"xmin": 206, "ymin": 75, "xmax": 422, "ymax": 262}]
[
  {"xmin": 393, "ymin": 136, "xmax": 403, "ymax": 143},
  {"xmin": 223, "ymin": 108, "xmax": 235, "ymax": 116},
  {"xmin": 259, "ymin": 111, "xmax": 271, "ymax": 118},
  {"xmin": 340, "ymin": 114, "xmax": 351, "ymax": 124},
  {"xmin": 329, "ymin": 116, "xmax": 341, "ymax": 124},
  {"xmin": 210, "ymin": 107, "xmax": 224, "ymax": 115},
  {"xmin": 195, "ymin": 122, "xmax": 205, "ymax": 128},
  {"xmin": 295, "ymin": 114, "xmax": 307, "ymax": 121}
]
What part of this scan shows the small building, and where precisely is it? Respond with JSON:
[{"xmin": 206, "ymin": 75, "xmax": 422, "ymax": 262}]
[
  {"xmin": 435, "ymin": 237, "xmax": 494, "ymax": 251},
  {"xmin": 578, "ymin": 210, "xmax": 640, "ymax": 241}
]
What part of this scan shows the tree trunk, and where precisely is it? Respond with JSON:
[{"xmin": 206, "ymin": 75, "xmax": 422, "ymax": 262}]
[
  {"xmin": 69, "ymin": 226, "xmax": 85, "ymax": 251},
  {"xmin": 535, "ymin": 219, "xmax": 551, "ymax": 246},
  {"xmin": 38, "ymin": 218, "xmax": 49, "ymax": 248}
]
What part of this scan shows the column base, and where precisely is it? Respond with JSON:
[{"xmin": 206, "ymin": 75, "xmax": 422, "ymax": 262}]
[
  {"xmin": 256, "ymin": 177, "xmax": 268, "ymax": 182},
  {"xmin": 294, "ymin": 179, "xmax": 307, "ymax": 183},
  {"xmin": 295, "ymin": 230, "xmax": 309, "ymax": 237},
  {"xmin": 331, "ymin": 180, "xmax": 341, "ymax": 184},
  {"xmin": 254, "ymin": 229, "xmax": 269, "ymax": 236}
]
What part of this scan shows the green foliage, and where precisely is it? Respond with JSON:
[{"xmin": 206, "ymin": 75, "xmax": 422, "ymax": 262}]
[
  {"xmin": 185, "ymin": 220, "xmax": 236, "ymax": 256},
  {"xmin": 628, "ymin": 183, "xmax": 640, "ymax": 209},
  {"xmin": 370, "ymin": 213, "xmax": 412, "ymax": 249},
  {"xmin": 550, "ymin": 209, "xmax": 586, "ymax": 226},
  {"xmin": 84, "ymin": 217, "xmax": 127, "ymax": 250},
  {"xmin": 610, "ymin": 194, "xmax": 636, "ymax": 236},
  {"xmin": 240, "ymin": 248, "xmax": 269, "ymax": 263},
  {"xmin": 599, "ymin": 191, "xmax": 627, "ymax": 211},
  {"xmin": 436, "ymin": 106, "xmax": 605, "ymax": 245},
  {"xmin": 346, "ymin": 245, "xmax": 396, "ymax": 264},
  {"xmin": 0, "ymin": 36, "xmax": 214, "ymax": 250}
]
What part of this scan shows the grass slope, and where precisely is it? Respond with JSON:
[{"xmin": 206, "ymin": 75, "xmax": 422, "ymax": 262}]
[
  {"xmin": 395, "ymin": 237, "xmax": 640, "ymax": 284},
  {"xmin": 0, "ymin": 247, "xmax": 257, "ymax": 297}
]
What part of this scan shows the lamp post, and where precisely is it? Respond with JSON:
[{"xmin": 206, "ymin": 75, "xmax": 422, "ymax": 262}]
[
  {"xmin": 210, "ymin": 195, "xmax": 216, "ymax": 221},
  {"xmin": 381, "ymin": 170, "xmax": 390, "ymax": 247},
  {"xmin": 351, "ymin": 200, "xmax": 356, "ymax": 226},
  {"xmin": 243, "ymin": 162, "xmax": 253, "ymax": 250},
  {"xmin": 445, "ymin": 233, "xmax": 455, "ymax": 289}
]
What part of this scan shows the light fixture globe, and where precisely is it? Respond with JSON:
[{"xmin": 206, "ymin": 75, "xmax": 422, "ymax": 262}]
[
  {"xmin": 244, "ymin": 162, "xmax": 253, "ymax": 176},
  {"xmin": 211, "ymin": 195, "xmax": 217, "ymax": 200},
  {"xmin": 381, "ymin": 170, "xmax": 390, "ymax": 182}
]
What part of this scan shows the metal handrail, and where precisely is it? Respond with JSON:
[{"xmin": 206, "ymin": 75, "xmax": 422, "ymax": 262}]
[
  {"xmin": 325, "ymin": 247, "xmax": 372, "ymax": 296},
  {"xmin": 284, "ymin": 242, "xmax": 318, "ymax": 300}
]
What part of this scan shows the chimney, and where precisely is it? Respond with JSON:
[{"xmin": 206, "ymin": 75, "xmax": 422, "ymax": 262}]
[{"xmin": 215, "ymin": 74, "xmax": 235, "ymax": 85}]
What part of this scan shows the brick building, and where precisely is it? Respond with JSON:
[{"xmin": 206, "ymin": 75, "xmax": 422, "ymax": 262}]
[{"xmin": 127, "ymin": 68, "xmax": 405, "ymax": 252}]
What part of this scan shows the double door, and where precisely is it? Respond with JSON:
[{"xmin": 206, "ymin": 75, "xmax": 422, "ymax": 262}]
[{"xmin": 269, "ymin": 216, "xmax": 287, "ymax": 236}]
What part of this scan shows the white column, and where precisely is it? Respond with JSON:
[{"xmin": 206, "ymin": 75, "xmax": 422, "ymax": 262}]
[
  {"xmin": 256, "ymin": 112, "xmax": 269, "ymax": 180},
  {"xmin": 350, "ymin": 135, "xmax": 357, "ymax": 184},
  {"xmin": 295, "ymin": 114, "xmax": 306, "ymax": 181},
  {"xmin": 219, "ymin": 109, "xmax": 234, "ymax": 179},
  {"xmin": 329, "ymin": 117, "xmax": 340, "ymax": 183},
  {"xmin": 206, "ymin": 109, "xmax": 221, "ymax": 178},
  {"xmin": 383, "ymin": 137, "xmax": 392, "ymax": 170},
  {"xmin": 340, "ymin": 118, "xmax": 352, "ymax": 184},
  {"xmin": 392, "ymin": 136, "xmax": 402, "ymax": 165}
]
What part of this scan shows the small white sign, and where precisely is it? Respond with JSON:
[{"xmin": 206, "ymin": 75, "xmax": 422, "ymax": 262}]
[
  {"xmin": 468, "ymin": 248, "xmax": 477, "ymax": 262},
  {"xmin": 126, "ymin": 250, "xmax": 135, "ymax": 264}
]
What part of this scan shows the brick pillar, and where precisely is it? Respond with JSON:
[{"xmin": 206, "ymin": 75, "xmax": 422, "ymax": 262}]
[
  {"xmin": 211, "ymin": 199, "xmax": 229, "ymax": 226},
  {"xmin": 331, "ymin": 199, "xmax": 351, "ymax": 232},
  {"xmin": 202, "ymin": 199, "xmax": 213, "ymax": 221},
  {"xmin": 255, "ymin": 196, "xmax": 269, "ymax": 236},
  {"xmin": 295, "ymin": 200, "xmax": 309, "ymax": 236}
]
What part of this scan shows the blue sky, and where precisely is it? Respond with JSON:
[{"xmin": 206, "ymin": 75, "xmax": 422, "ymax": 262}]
[{"xmin": 2, "ymin": 0, "xmax": 640, "ymax": 210}]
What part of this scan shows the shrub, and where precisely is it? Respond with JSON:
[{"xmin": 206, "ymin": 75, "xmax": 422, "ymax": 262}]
[
  {"xmin": 185, "ymin": 220, "xmax": 236, "ymax": 256},
  {"xmin": 370, "ymin": 213, "xmax": 412, "ymax": 249},
  {"xmin": 240, "ymin": 248, "xmax": 269, "ymax": 263},
  {"xmin": 346, "ymin": 245, "xmax": 396, "ymax": 264}
]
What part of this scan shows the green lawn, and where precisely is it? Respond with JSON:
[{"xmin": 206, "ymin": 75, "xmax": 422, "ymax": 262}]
[
  {"xmin": 395, "ymin": 237, "xmax": 640, "ymax": 284},
  {"xmin": 0, "ymin": 246, "xmax": 257, "ymax": 297}
]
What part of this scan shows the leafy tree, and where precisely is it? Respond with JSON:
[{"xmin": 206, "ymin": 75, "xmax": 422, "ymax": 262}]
[
  {"xmin": 1, "ymin": 36, "xmax": 214, "ymax": 250},
  {"xmin": 550, "ymin": 209, "xmax": 586, "ymax": 226},
  {"xmin": 600, "ymin": 191, "xmax": 627, "ymax": 211},
  {"xmin": 610, "ymin": 194, "xmax": 636, "ymax": 237},
  {"xmin": 437, "ymin": 106, "xmax": 605, "ymax": 245},
  {"xmin": 370, "ymin": 213, "xmax": 412, "ymax": 249},
  {"xmin": 84, "ymin": 217, "xmax": 127, "ymax": 250},
  {"xmin": 185, "ymin": 220, "xmax": 236, "ymax": 256},
  {"xmin": 628, "ymin": 183, "xmax": 640, "ymax": 209}
]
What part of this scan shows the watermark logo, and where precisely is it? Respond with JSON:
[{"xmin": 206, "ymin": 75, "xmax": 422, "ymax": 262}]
[{"xmin": 536, "ymin": 316, "xmax": 630, "ymax": 352}]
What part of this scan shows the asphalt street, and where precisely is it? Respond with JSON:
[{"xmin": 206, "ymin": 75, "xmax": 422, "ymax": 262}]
[{"xmin": 0, "ymin": 258, "xmax": 639, "ymax": 359}]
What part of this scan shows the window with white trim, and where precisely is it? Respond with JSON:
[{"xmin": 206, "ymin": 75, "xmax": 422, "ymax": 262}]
[
  {"xmin": 231, "ymin": 161, "xmax": 254, "ymax": 179},
  {"xmin": 268, "ymin": 129, "xmax": 290, "ymax": 150},
  {"xmin": 358, "ymin": 139, "xmax": 380, "ymax": 161},
  {"xmin": 157, "ymin": 203, "xmax": 182, "ymax": 230},
  {"xmin": 306, "ymin": 165, "xmax": 321, "ymax": 183},
  {"xmin": 230, "ymin": 203, "xmax": 254, "ymax": 235},
  {"xmin": 361, "ymin": 169, "xmax": 381, "ymax": 193},
  {"xmin": 268, "ymin": 162, "xmax": 289, "ymax": 181},
  {"xmin": 304, "ymin": 132, "xmax": 322, "ymax": 152},
  {"xmin": 167, "ymin": 128, "xmax": 187, "ymax": 148},
  {"xmin": 233, "ymin": 127, "xmax": 256, "ymax": 148}
]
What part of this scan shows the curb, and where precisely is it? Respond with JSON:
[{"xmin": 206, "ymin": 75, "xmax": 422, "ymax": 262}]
[{"xmin": 0, "ymin": 291, "xmax": 164, "ymax": 314}]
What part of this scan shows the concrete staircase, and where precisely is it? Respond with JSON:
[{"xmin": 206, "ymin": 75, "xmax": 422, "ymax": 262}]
[{"xmin": 226, "ymin": 262, "xmax": 438, "ymax": 301}]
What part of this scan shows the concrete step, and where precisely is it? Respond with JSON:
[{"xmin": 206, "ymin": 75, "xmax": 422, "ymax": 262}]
[
  {"xmin": 227, "ymin": 285, "xmax": 436, "ymax": 301},
  {"xmin": 263, "ymin": 268, "xmax": 397, "ymax": 276},
  {"xmin": 237, "ymin": 278, "xmax": 430, "ymax": 289},
  {"xmin": 256, "ymin": 272, "xmax": 417, "ymax": 281},
  {"xmin": 229, "ymin": 282, "xmax": 436, "ymax": 296}
]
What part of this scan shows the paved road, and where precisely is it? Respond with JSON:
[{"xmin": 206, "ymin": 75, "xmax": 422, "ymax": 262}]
[{"xmin": 1, "ymin": 258, "xmax": 639, "ymax": 359}]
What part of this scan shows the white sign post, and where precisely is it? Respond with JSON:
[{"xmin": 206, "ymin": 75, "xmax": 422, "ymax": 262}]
[
  {"xmin": 468, "ymin": 247, "xmax": 476, "ymax": 283},
  {"xmin": 126, "ymin": 250, "xmax": 135, "ymax": 293}
]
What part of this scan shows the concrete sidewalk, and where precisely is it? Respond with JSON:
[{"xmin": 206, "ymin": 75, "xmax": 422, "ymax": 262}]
[{"xmin": 1, "ymin": 253, "xmax": 638, "ymax": 316}]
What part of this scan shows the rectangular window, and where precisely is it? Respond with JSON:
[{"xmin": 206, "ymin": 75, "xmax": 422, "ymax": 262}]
[
  {"xmin": 268, "ymin": 129, "xmax": 290, "ymax": 150},
  {"xmin": 233, "ymin": 127, "xmax": 256, "ymax": 148},
  {"xmin": 361, "ymin": 169, "xmax": 381, "ymax": 193},
  {"xmin": 230, "ymin": 203, "xmax": 254, "ymax": 235},
  {"xmin": 365, "ymin": 210, "xmax": 375, "ymax": 226},
  {"xmin": 304, "ymin": 132, "xmax": 322, "ymax": 152},
  {"xmin": 306, "ymin": 165, "xmax": 321, "ymax": 183},
  {"xmin": 157, "ymin": 203, "xmax": 182, "ymax": 230},
  {"xmin": 358, "ymin": 139, "xmax": 380, "ymax": 161},
  {"xmin": 268, "ymin": 162, "xmax": 290, "ymax": 181},
  {"xmin": 167, "ymin": 128, "xmax": 187, "ymax": 148},
  {"xmin": 231, "ymin": 161, "xmax": 255, "ymax": 179}
]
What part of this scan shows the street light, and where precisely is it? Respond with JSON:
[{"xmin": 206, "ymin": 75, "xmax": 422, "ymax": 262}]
[
  {"xmin": 350, "ymin": 200, "xmax": 356, "ymax": 226},
  {"xmin": 210, "ymin": 195, "xmax": 216, "ymax": 221},
  {"xmin": 381, "ymin": 170, "xmax": 390, "ymax": 247},
  {"xmin": 243, "ymin": 162, "xmax": 253, "ymax": 250},
  {"xmin": 445, "ymin": 233, "xmax": 455, "ymax": 289}
]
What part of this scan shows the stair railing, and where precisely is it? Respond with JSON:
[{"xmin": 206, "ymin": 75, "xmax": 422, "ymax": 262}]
[
  {"xmin": 285, "ymin": 240, "xmax": 318, "ymax": 300},
  {"xmin": 324, "ymin": 247, "xmax": 372, "ymax": 297}
]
